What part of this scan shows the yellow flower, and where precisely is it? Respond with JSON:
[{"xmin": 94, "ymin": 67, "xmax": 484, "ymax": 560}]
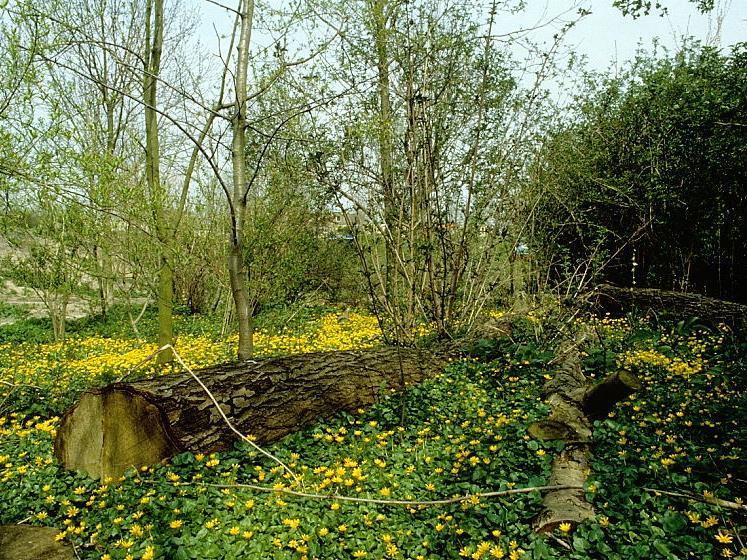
[
  {"xmin": 715, "ymin": 532, "xmax": 733, "ymax": 544},
  {"xmin": 228, "ymin": 526, "xmax": 240, "ymax": 536},
  {"xmin": 558, "ymin": 522, "xmax": 572, "ymax": 533},
  {"xmin": 490, "ymin": 545, "xmax": 505, "ymax": 558},
  {"xmin": 598, "ymin": 516, "xmax": 609, "ymax": 527},
  {"xmin": 702, "ymin": 516, "xmax": 719, "ymax": 528},
  {"xmin": 353, "ymin": 551, "xmax": 367, "ymax": 558},
  {"xmin": 169, "ymin": 519, "xmax": 183, "ymax": 529}
]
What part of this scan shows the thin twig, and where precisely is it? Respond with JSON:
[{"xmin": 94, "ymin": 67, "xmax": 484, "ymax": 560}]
[
  {"xmin": 178, "ymin": 481, "xmax": 582, "ymax": 507},
  {"xmin": 549, "ymin": 535, "xmax": 572, "ymax": 550},
  {"xmin": 115, "ymin": 345, "xmax": 166, "ymax": 382},
  {"xmin": 0, "ymin": 380, "xmax": 42, "ymax": 389},
  {"xmin": 644, "ymin": 488, "xmax": 747, "ymax": 511}
]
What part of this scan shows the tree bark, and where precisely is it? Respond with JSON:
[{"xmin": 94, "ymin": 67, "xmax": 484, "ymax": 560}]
[
  {"xmin": 54, "ymin": 347, "xmax": 445, "ymax": 480},
  {"xmin": 592, "ymin": 283, "xmax": 747, "ymax": 332},
  {"xmin": 529, "ymin": 331, "xmax": 640, "ymax": 534},
  {"xmin": 228, "ymin": 0, "xmax": 255, "ymax": 361},
  {"xmin": 143, "ymin": 0, "xmax": 173, "ymax": 364}
]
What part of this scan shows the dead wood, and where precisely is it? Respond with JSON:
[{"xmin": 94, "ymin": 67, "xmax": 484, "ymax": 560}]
[{"xmin": 54, "ymin": 347, "xmax": 445, "ymax": 479}]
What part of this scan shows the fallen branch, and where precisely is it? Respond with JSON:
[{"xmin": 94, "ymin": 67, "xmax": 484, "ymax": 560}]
[
  {"xmin": 644, "ymin": 488, "xmax": 747, "ymax": 512},
  {"xmin": 592, "ymin": 284, "xmax": 747, "ymax": 332},
  {"xmin": 530, "ymin": 328, "xmax": 640, "ymax": 534},
  {"xmin": 177, "ymin": 481, "xmax": 583, "ymax": 507}
]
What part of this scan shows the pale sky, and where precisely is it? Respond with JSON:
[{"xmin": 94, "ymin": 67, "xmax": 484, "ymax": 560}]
[
  {"xmin": 194, "ymin": 0, "xmax": 746, "ymax": 75},
  {"xmin": 544, "ymin": 0, "xmax": 745, "ymax": 72}
]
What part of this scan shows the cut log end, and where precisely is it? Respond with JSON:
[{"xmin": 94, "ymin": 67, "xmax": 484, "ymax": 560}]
[
  {"xmin": 54, "ymin": 388, "xmax": 179, "ymax": 480},
  {"xmin": 0, "ymin": 525, "xmax": 75, "ymax": 560},
  {"xmin": 582, "ymin": 370, "xmax": 641, "ymax": 420},
  {"xmin": 533, "ymin": 495, "xmax": 595, "ymax": 533},
  {"xmin": 527, "ymin": 420, "xmax": 576, "ymax": 441}
]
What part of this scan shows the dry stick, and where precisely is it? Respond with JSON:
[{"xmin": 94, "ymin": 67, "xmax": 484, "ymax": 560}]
[
  {"xmin": 0, "ymin": 381, "xmax": 43, "ymax": 413},
  {"xmin": 549, "ymin": 535, "xmax": 572, "ymax": 551},
  {"xmin": 644, "ymin": 488, "xmax": 747, "ymax": 512},
  {"xmin": 115, "ymin": 344, "xmax": 299, "ymax": 485},
  {"xmin": 180, "ymin": 481, "xmax": 583, "ymax": 508},
  {"xmin": 115, "ymin": 345, "xmax": 170, "ymax": 383}
]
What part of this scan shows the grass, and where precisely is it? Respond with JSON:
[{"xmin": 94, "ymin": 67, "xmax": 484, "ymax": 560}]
[{"xmin": 0, "ymin": 312, "xmax": 745, "ymax": 559}]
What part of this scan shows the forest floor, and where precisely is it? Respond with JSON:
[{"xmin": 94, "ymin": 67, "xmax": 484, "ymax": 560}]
[{"xmin": 0, "ymin": 309, "xmax": 745, "ymax": 559}]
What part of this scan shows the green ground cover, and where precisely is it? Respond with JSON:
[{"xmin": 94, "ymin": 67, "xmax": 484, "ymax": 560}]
[{"xmin": 0, "ymin": 314, "xmax": 744, "ymax": 559}]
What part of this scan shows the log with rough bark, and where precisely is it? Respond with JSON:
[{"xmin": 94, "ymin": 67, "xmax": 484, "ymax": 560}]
[
  {"xmin": 593, "ymin": 283, "xmax": 747, "ymax": 332},
  {"xmin": 54, "ymin": 347, "xmax": 446, "ymax": 480},
  {"xmin": 529, "ymin": 331, "xmax": 640, "ymax": 534}
]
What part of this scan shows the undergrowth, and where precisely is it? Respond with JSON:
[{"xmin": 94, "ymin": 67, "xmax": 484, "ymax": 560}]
[{"xmin": 0, "ymin": 314, "xmax": 744, "ymax": 559}]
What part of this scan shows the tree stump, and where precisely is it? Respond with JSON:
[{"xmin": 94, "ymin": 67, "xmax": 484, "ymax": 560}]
[
  {"xmin": 54, "ymin": 347, "xmax": 445, "ymax": 480},
  {"xmin": 0, "ymin": 526, "xmax": 73, "ymax": 560}
]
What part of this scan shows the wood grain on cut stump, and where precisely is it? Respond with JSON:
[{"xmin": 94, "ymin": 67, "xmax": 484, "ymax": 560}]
[{"xmin": 0, "ymin": 525, "xmax": 73, "ymax": 560}]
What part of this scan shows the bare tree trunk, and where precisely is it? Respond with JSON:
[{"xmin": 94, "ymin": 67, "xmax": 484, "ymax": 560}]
[
  {"xmin": 372, "ymin": 0, "xmax": 397, "ymax": 317},
  {"xmin": 229, "ymin": 0, "xmax": 255, "ymax": 360},
  {"xmin": 228, "ymin": 243, "xmax": 253, "ymax": 358},
  {"xmin": 143, "ymin": 0, "xmax": 172, "ymax": 363},
  {"xmin": 94, "ymin": 245, "xmax": 108, "ymax": 320},
  {"xmin": 50, "ymin": 294, "xmax": 69, "ymax": 342}
]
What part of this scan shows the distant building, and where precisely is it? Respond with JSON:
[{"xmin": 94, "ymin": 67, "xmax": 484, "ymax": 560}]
[{"xmin": 329, "ymin": 209, "xmax": 370, "ymax": 230}]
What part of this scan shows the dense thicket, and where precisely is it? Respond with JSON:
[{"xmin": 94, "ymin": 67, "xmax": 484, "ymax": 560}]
[{"xmin": 531, "ymin": 43, "xmax": 747, "ymax": 302}]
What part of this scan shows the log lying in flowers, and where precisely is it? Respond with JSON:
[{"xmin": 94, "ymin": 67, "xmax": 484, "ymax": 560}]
[
  {"xmin": 592, "ymin": 283, "xmax": 747, "ymax": 332},
  {"xmin": 54, "ymin": 347, "xmax": 445, "ymax": 480},
  {"xmin": 529, "ymin": 333, "xmax": 640, "ymax": 534}
]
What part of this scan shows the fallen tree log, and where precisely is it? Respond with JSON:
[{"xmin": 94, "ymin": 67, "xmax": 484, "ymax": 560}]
[
  {"xmin": 529, "ymin": 331, "xmax": 640, "ymax": 533},
  {"xmin": 592, "ymin": 283, "xmax": 747, "ymax": 332},
  {"xmin": 54, "ymin": 347, "xmax": 446, "ymax": 480}
]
